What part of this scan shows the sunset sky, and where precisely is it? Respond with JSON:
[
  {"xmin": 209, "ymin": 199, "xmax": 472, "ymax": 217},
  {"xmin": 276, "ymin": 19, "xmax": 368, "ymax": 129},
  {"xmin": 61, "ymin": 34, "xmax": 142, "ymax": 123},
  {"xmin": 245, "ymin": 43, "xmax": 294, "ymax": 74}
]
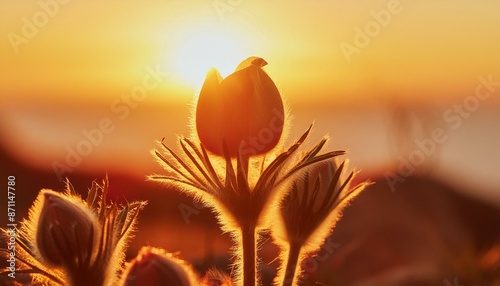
[{"xmin": 1, "ymin": 1, "xmax": 499, "ymax": 202}]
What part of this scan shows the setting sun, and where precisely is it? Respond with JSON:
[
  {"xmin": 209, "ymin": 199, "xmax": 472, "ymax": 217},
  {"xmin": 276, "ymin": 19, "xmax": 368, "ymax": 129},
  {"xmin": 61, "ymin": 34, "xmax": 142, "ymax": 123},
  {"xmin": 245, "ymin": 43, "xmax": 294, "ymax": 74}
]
[{"xmin": 168, "ymin": 22, "xmax": 250, "ymax": 87}]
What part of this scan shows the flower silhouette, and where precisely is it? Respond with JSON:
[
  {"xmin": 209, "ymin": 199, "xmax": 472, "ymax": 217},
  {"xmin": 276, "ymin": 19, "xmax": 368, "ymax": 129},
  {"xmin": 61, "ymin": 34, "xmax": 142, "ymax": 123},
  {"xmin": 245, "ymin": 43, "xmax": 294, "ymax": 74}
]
[
  {"xmin": 271, "ymin": 160, "xmax": 368, "ymax": 285},
  {"xmin": 150, "ymin": 57, "xmax": 348, "ymax": 286},
  {"xmin": 1, "ymin": 178, "xmax": 146, "ymax": 286}
]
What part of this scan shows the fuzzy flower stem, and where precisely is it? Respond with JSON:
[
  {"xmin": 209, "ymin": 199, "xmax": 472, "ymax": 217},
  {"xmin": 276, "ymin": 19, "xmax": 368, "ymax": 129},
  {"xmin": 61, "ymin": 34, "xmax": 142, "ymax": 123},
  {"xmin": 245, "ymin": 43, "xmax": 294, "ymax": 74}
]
[
  {"xmin": 241, "ymin": 224, "xmax": 257, "ymax": 286},
  {"xmin": 282, "ymin": 243, "xmax": 301, "ymax": 286}
]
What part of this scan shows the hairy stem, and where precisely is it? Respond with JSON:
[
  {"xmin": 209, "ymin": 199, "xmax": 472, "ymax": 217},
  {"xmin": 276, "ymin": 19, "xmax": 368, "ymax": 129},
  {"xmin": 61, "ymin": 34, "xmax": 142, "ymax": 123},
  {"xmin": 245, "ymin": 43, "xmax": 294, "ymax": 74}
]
[
  {"xmin": 241, "ymin": 224, "xmax": 257, "ymax": 286},
  {"xmin": 282, "ymin": 243, "xmax": 301, "ymax": 286}
]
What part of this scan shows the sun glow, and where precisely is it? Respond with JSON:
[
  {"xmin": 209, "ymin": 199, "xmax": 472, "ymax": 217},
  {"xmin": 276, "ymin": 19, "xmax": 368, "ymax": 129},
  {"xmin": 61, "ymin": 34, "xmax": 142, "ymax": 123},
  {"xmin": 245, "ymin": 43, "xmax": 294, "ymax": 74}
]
[{"xmin": 170, "ymin": 23, "xmax": 250, "ymax": 88}]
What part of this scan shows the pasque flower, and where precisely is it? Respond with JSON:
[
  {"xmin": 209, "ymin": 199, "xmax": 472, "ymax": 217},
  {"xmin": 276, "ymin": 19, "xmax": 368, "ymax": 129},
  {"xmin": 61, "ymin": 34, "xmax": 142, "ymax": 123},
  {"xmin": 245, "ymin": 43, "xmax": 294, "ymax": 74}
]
[
  {"xmin": 120, "ymin": 246, "xmax": 199, "ymax": 286},
  {"xmin": 151, "ymin": 58, "xmax": 348, "ymax": 286},
  {"xmin": 1, "ymin": 178, "xmax": 146, "ymax": 286},
  {"xmin": 196, "ymin": 56, "xmax": 284, "ymax": 157},
  {"xmin": 271, "ymin": 160, "xmax": 368, "ymax": 286}
]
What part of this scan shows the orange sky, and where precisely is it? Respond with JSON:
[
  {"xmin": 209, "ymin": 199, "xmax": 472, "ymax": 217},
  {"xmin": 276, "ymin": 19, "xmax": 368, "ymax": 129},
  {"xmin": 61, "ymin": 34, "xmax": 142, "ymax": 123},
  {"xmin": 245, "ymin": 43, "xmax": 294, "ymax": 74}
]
[
  {"xmin": 1, "ymin": 1, "xmax": 500, "ymax": 202},
  {"xmin": 2, "ymin": 1, "xmax": 500, "ymax": 104}
]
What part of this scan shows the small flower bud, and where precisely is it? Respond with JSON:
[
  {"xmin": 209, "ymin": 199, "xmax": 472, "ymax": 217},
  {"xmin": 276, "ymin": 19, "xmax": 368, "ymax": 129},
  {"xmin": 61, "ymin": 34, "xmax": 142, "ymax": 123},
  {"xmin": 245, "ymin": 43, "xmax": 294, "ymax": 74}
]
[
  {"xmin": 121, "ymin": 247, "xmax": 198, "ymax": 286},
  {"xmin": 196, "ymin": 56, "xmax": 284, "ymax": 157},
  {"xmin": 35, "ymin": 189, "xmax": 100, "ymax": 267},
  {"xmin": 277, "ymin": 160, "xmax": 361, "ymax": 251}
]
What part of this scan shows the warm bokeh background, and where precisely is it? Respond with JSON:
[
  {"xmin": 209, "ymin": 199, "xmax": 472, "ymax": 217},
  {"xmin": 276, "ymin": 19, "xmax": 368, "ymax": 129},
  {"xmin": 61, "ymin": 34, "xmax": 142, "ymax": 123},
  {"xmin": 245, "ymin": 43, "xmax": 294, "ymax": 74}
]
[
  {"xmin": 1, "ymin": 1, "xmax": 500, "ymax": 285},
  {"xmin": 2, "ymin": 0, "xmax": 500, "ymax": 200}
]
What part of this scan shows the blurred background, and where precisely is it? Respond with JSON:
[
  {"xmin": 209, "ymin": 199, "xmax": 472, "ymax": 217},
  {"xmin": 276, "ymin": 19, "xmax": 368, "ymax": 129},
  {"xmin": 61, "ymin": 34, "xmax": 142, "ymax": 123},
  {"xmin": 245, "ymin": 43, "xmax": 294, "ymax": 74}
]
[{"xmin": 1, "ymin": 1, "xmax": 499, "ymax": 285}]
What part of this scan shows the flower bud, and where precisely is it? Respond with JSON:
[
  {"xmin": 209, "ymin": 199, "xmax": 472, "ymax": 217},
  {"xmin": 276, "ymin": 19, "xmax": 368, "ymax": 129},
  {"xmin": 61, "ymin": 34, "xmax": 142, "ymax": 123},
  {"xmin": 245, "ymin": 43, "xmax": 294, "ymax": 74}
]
[
  {"xmin": 35, "ymin": 189, "xmax": 100, "ymax": 267},
  {"xmin": 121, "ymin": 247, "xmax": 198, "ymax": 286},
  {"xmin": 276, "ymin": 160, "xmax": 357, "ymax": 251},
  {"xmin": 196, "ymin": 56, "xmax": 284, "ymax": 157}
]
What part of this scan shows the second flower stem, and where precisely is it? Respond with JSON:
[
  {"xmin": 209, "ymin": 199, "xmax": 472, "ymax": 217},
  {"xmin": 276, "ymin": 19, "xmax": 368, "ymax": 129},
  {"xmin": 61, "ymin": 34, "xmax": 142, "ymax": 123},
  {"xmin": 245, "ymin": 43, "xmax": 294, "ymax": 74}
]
[{"xmin": 282, "ymin": 243, "xmax": 302, "ymax": 286}]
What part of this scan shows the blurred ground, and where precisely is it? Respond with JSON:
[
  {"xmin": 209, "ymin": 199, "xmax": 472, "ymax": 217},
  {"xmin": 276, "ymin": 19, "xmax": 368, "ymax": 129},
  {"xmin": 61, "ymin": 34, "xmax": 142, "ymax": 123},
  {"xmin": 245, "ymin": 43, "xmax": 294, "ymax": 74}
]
[{"xmin": 1, "ymin": 143, "xmax": 499, "ymax": 285}]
